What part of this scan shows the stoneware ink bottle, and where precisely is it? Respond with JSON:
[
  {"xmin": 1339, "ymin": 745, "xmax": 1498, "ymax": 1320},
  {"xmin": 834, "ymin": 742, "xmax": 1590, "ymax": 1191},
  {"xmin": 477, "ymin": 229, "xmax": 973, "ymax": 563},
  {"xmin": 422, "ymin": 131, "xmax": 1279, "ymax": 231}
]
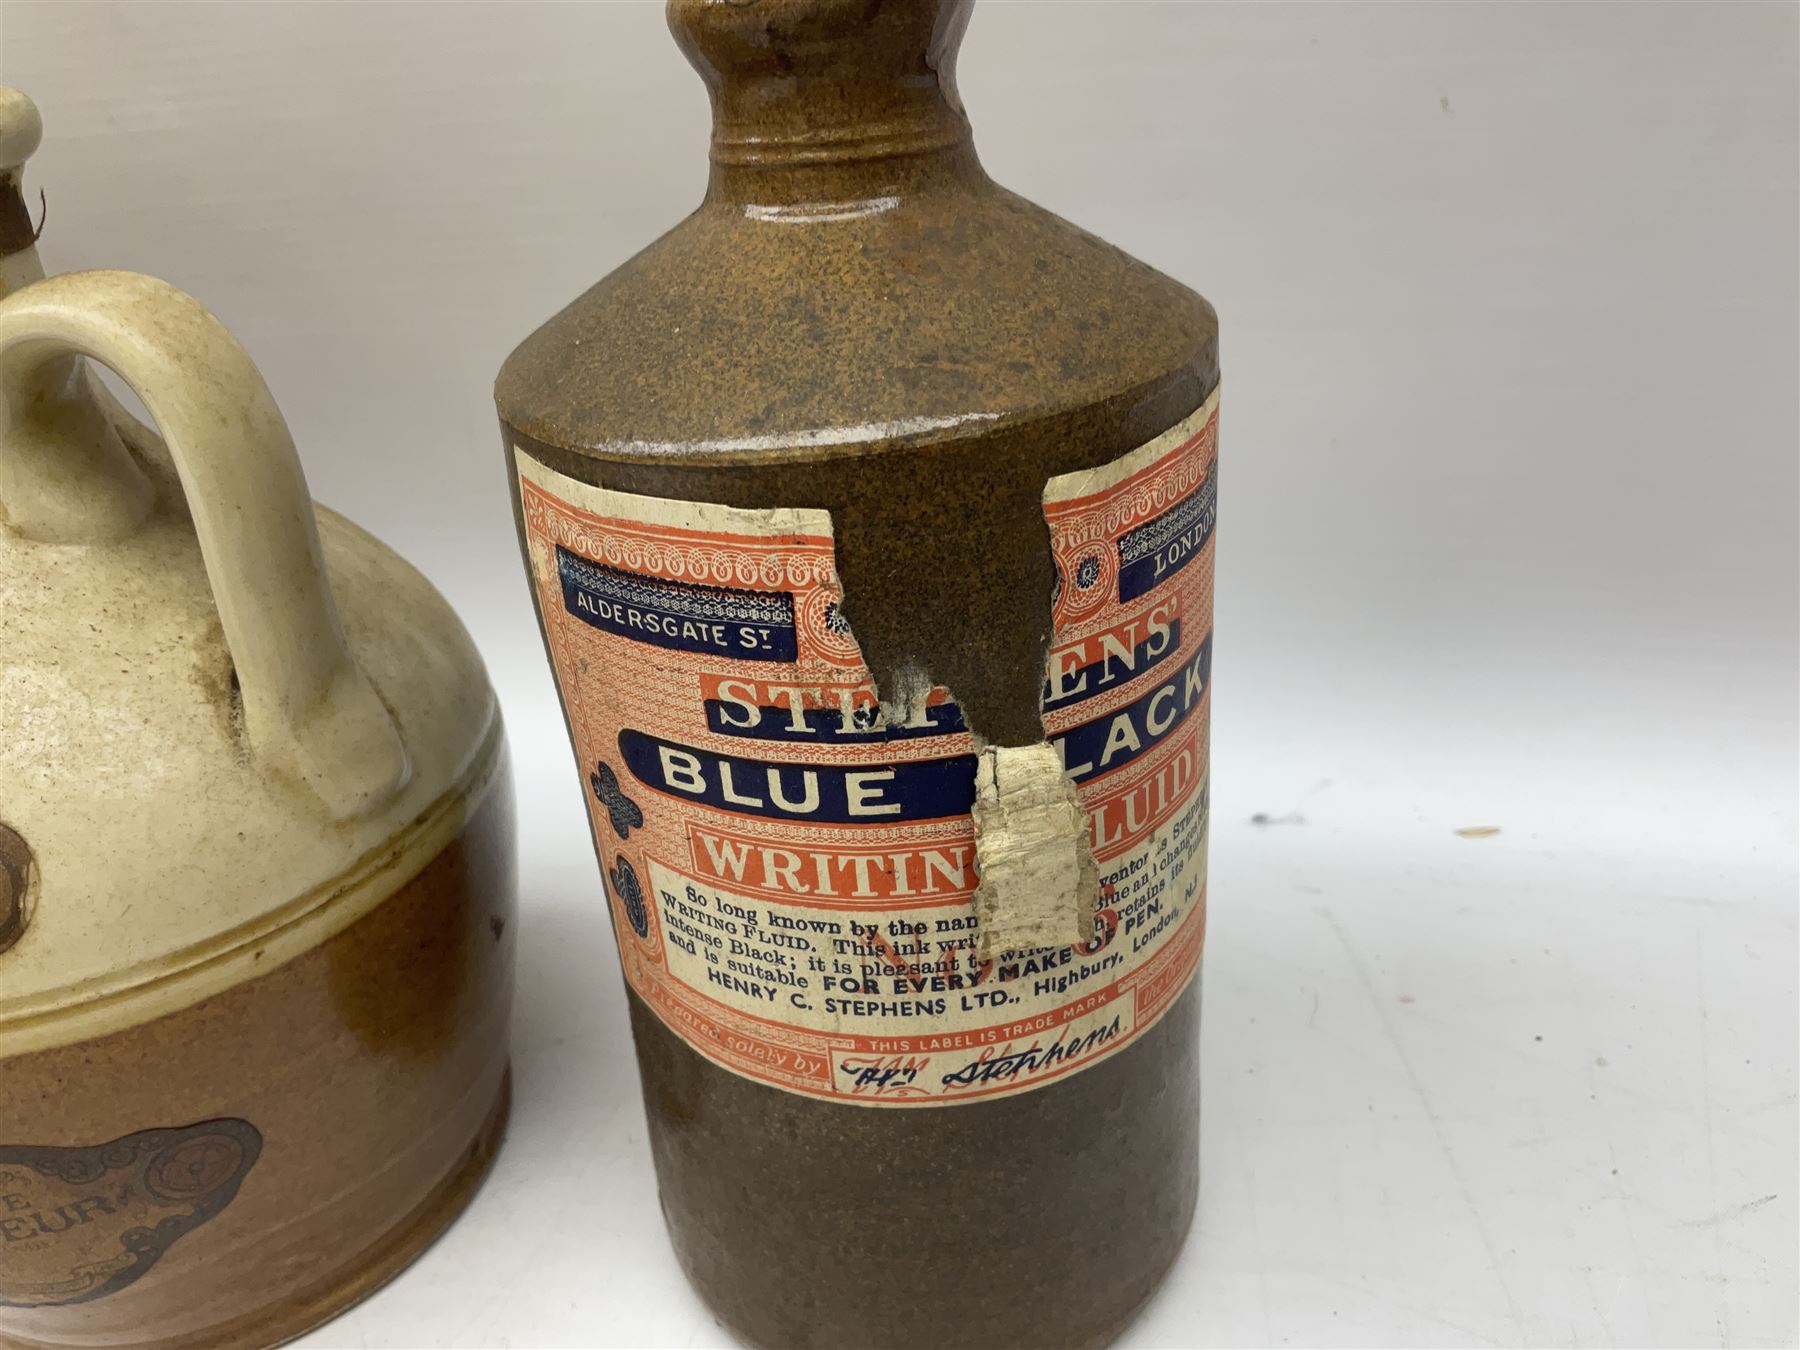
[
  {"xmin": 0, "ymin": 88, "xmax": 515, "ymax": 1349},
  {"xmin": 496, "ymin": 4, "xmax": 1219, "ymax": 1346}
]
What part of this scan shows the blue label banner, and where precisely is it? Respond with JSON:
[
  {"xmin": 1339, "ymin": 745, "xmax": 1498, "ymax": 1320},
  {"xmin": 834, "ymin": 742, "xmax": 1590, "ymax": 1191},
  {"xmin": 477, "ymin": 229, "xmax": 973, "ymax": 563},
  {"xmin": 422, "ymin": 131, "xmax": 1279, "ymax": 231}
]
[
  {"xmin": 1116, "ymin": 467, "xmax": 1217, "ymax": 601},
  {"xmin": 557, "ymin": 546, "xmax": 797, "ymax": 661},
  {"xmin": 620, "ymin": 729, "xmax": 977, "ymax": 823},
  {"xmin": 1054, "ymin": 633, "xmax": 1212, "ymax": 783}
]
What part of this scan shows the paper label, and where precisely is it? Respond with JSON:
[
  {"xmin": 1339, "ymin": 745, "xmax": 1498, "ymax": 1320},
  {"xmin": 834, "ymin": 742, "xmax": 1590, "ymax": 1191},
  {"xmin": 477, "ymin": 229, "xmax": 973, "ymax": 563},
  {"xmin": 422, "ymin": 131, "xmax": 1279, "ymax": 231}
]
[{"xmin": 516, "ymin": 388, "xmax": 1217, "ymax": 1106}]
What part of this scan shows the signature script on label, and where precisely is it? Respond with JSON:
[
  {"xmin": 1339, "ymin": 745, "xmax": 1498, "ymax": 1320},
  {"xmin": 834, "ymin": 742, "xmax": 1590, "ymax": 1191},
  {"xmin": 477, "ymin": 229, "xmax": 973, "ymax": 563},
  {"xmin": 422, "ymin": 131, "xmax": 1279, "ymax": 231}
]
[{"xmin": 939, "ymin": 1018, "xmax": 1125, "ymax": 1091}]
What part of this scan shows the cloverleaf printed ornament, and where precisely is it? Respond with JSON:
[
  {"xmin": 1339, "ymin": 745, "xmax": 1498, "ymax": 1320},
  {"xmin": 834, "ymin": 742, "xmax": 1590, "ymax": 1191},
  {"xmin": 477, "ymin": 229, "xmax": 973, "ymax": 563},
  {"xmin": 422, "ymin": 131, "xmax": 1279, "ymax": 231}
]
[{"xmin": 590, "ymin": 761, "xmax": 644, "ymax": 840}]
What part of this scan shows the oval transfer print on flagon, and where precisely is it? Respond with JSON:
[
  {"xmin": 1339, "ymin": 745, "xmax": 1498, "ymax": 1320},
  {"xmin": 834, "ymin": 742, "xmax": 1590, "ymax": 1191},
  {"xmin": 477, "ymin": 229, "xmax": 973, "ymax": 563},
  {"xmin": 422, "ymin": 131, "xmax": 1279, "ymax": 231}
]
[{"xmin": 0, "ymin": 1119, "xmax": 262, "ymax": 1308}]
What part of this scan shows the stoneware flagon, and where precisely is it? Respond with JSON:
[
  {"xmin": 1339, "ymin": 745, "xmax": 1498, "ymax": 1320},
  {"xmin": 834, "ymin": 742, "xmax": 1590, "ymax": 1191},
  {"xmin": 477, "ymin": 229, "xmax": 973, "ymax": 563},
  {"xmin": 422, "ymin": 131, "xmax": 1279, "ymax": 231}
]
[
  {"xmin": 496, "ymin": 3, "xmax": 1220, "ymax": 1346},
  {"xmin": 0, "ymin": 90, "xmax": 515, "ymax": 1349}
]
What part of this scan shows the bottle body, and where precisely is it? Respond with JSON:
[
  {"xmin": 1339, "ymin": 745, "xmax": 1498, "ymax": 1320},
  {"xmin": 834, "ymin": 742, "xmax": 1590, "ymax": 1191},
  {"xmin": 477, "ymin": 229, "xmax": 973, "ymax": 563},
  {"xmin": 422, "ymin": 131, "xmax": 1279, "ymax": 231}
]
[{"xmin": 498, "ymin": 4, "xmax": 1217, "ymax": 1344}]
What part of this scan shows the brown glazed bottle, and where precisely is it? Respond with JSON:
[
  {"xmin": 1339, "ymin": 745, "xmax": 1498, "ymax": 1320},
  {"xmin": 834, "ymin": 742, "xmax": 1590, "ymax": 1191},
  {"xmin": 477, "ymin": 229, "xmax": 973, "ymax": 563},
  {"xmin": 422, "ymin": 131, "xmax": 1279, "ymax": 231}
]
[{"xmin": 497, "ymin": 3, "xmax": 1219, "ymax": 1347}]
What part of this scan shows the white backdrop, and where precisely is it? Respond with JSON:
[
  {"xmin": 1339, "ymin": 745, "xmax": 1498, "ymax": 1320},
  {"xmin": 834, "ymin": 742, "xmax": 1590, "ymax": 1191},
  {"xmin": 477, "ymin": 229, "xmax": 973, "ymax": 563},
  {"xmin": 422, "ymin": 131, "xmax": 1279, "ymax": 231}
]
[{"xmin": 2, "ymin": 2, "xmax": 1795, "ymax": 1347}]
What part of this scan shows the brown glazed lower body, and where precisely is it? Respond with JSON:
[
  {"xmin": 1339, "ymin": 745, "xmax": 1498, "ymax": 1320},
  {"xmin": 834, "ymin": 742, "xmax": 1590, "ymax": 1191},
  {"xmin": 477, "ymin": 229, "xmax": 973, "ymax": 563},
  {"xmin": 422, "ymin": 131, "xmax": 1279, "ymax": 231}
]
[
  {"xmin": 0, "ymin": 766, "xmax": 516, "ymax": 1350},
  {"xmin": 636, "ymin": 976, "xmax": 1201, "ymax": 1350}
]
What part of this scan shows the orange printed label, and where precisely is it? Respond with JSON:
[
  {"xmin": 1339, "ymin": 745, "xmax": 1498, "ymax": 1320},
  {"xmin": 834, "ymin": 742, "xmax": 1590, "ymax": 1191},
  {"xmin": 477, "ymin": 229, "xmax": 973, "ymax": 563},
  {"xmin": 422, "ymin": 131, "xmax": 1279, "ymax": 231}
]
[{"xmin": 515, "ymin": 389, "xmax": 1217, "ymax": 1105}]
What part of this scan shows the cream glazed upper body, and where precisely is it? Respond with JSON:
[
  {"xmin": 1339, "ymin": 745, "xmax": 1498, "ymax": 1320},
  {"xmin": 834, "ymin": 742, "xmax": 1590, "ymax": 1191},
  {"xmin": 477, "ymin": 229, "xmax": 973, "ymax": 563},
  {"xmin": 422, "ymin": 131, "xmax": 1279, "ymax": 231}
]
[{"xmin": 0, "ymin": 90, "xmax": 503, "ymax": 1056}]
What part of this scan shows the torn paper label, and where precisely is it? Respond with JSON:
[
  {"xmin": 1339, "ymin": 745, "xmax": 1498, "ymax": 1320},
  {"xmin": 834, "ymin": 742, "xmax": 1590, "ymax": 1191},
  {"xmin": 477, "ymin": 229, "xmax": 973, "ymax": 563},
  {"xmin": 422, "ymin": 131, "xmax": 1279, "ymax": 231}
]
[
  {"xmin": 971, "ymin": 743, "xmax": 1098, "ymax": 959},
  {"xmin": 514, "ymin": 386, "xmax": 1217, "ymax": 1108}
]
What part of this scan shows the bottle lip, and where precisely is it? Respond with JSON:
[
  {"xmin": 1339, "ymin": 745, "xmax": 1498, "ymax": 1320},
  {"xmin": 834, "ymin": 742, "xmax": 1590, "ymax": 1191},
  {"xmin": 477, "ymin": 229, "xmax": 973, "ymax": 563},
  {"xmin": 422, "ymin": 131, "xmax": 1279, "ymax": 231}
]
[{"xmin": 0, "ymin": 88, "xmax": 43, "ymax": 177}]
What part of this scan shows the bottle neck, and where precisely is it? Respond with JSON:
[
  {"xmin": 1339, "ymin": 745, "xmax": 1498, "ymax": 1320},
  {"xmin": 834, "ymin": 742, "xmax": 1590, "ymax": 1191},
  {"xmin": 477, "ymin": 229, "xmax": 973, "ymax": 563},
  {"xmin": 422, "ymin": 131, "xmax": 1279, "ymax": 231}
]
[
  {"xmin": 704, "ymin": 137, "xmax": 988, "ymax": 212},
  {"xmin": 0, "ymin": 172, "xmax": 40, "ymax": 296},
  {"xmin": 675, "ymin": 0, "xmax": 982, "ymax": 211}
]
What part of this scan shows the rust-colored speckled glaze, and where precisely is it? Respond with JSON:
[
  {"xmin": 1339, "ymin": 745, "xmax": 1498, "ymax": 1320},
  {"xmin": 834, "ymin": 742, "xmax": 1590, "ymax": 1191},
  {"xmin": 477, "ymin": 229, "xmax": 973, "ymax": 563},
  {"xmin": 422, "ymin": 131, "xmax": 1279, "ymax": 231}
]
[
  {"xmin": 0, "ymin": 774, "xmax": 515, "ymax": 1350},
  {"xmin": 497, "ymin": 3, "xmax": 1217, "ymax": 1346}
]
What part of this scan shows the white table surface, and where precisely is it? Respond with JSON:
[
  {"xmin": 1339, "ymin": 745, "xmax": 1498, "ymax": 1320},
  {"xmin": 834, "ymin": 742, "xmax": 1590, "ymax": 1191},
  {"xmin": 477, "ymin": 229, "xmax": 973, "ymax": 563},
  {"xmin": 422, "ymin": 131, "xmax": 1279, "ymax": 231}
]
[{"xmin": 295, "ymin": 673, "xmax": 1798, "ymax": 1349}]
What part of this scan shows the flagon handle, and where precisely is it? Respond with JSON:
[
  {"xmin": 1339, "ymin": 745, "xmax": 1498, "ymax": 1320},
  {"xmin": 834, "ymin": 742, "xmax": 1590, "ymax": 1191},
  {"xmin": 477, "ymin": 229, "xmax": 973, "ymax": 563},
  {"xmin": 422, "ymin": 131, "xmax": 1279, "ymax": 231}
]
[{"xmin": 0, "ymin": 269, "xmax": 410, "ymax": 820}]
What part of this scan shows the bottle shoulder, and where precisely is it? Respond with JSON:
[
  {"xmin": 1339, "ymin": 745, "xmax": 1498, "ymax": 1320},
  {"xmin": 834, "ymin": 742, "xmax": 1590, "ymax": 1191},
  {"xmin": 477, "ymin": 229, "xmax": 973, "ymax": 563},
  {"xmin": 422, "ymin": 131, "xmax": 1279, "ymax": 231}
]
[{"xmin": 496, "ymin": 181, "xmax": 1217, "ymax": 464}]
